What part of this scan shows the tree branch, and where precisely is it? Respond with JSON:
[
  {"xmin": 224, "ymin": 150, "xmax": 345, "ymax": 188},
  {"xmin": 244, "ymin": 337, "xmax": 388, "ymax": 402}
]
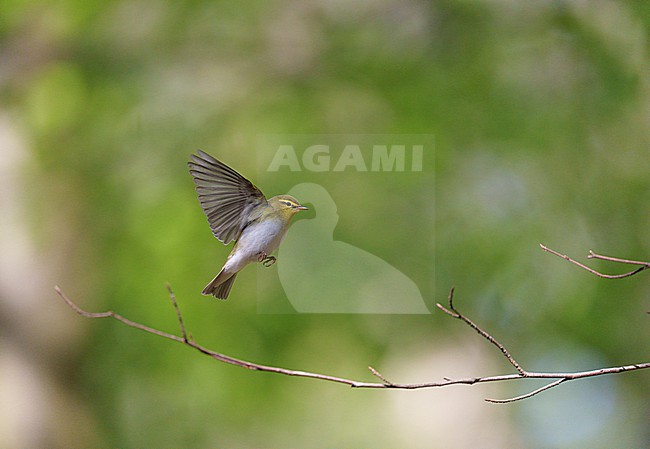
[
  {"xmin": 486, "ymin": 379, "xmax": 565, "ymax": 404},
  {"xmin": 436, "ymin": 287, "xmax": 526, "ymax": 375},
  {"xmin": 540, "ymin": 244, "xmax": 650, "ymax": 279},
  {"xmin": 54, "ymin": 284, "xmax": 649, "ymax": 403}
]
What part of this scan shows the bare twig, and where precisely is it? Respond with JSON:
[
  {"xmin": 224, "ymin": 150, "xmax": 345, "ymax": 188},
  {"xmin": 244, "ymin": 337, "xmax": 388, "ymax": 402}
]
[
  {"xmin": 368, "ymin": 366, "xmax": 394, "ymax": 386},
  {"xmin": 166, "ymin": 283, "xmax": 189, "ymax": 342},
  {"xmin": 54, "ymin": 285, "xmax": 649, "ymax": 403},
  {"xmin": 588, "ymin": 251, "xmax": 650, "ymax": 266},
  {"xmin": 540, "ymin": 244, "xmax": 650, "ymax": 279},
  {"xmin": 436, "ymin": 287, "xmax": 526, "ymax": 375},
  {"xmin": 486, "ymin": 379, "xmax": 565, "ymax": 404}
]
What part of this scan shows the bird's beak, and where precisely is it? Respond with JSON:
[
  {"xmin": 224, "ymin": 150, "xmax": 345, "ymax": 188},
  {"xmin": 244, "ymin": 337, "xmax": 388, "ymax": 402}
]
[{"xmin": 296, "ymin": 205, "xmax": 309, "ymax": 211}]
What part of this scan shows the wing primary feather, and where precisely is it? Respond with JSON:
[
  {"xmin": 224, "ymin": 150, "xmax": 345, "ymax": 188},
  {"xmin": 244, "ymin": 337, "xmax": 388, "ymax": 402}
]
[{"xmin": 188, "ymin": 151, "xmax": 267, "ymax": 244}]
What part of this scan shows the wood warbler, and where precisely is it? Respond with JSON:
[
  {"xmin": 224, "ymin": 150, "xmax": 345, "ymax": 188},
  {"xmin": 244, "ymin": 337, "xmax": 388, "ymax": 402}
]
[{"xmin": 188, "ymin": 150, "xmax": 307, "ymax": 299}]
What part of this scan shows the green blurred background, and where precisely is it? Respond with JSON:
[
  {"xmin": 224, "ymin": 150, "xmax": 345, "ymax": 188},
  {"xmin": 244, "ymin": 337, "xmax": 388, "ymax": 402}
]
[{"xmin": 1, "ymin": 1, "xmax": 648, "ymax": 447}]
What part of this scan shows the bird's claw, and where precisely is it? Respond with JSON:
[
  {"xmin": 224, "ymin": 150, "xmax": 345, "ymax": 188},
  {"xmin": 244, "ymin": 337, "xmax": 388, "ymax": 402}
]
[{"xmin": 258, "ymin": 253, "xmax": 277, "ymax": 267}]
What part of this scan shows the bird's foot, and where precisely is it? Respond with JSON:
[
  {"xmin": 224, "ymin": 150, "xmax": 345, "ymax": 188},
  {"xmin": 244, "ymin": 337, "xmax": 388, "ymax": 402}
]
[{"xmin": 257, "ymin": 252, "xmax": 277, "ymax": 267}]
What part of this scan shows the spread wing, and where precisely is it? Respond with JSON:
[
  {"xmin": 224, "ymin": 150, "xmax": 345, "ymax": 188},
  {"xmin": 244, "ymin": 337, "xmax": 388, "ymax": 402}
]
[{"xmin": 188, "ymin": 150, "xmax": 267, "ymax": 244}]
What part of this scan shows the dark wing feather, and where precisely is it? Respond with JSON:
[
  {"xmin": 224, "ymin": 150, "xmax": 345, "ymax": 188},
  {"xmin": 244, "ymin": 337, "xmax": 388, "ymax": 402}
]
[{"xmin": 188, "ymin": 150, "xmax": 267, "ymax": 244}]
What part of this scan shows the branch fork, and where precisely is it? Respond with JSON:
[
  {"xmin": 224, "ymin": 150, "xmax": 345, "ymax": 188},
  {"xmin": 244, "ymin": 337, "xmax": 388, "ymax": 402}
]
[{"xmin": 540, "ymin": 244, "xmax": 650, "ymax": 279}]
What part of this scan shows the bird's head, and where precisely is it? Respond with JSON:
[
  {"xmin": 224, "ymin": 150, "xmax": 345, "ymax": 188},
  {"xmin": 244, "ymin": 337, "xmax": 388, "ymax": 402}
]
[{"xmin": 268, "ymin": 195, "xmax": 308, "ymax": 220}]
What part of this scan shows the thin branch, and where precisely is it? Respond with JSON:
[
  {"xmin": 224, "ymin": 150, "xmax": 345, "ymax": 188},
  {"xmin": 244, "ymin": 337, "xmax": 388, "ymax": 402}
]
[
  {"xmin": 166, "ymin": 283, "xmax": 189, "ymax": 342},
  {"xmin": 368, "ymin": 366, "xmax": 394, "ymax": 386},
  {"xmin": 486, "ymin": 379, "xmax": 565, "ymax": 404},
  {"xmin": 54, "ymin": 285, "xmax": 649, "ymax": 403},
  {"xmin": 540, "ymin": 244, "xmax": 650, "ymax": 279},
  {"xmin": 55, "ymin": 285, "xmax": 382, "ymax": 388},
  {"xmin": 54, "ymin": 286, "xmax": 186, "ymax": 343},
  {"xmin": 436, "ymin": 287, "xmax": 526, "ymax": 375},
  {"xmin": 588, "ymin": 251, "xmax": 650, "ymax": 266}
]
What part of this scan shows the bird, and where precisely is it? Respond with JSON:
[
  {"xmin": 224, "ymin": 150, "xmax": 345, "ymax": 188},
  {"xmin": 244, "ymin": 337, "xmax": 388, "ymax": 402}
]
[{"xmin": 188, "ymin": 150, "xmax": 308, "ymax": 299}]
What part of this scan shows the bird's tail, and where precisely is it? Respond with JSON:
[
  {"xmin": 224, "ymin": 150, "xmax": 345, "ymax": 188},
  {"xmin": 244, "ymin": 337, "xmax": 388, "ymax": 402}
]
[{"xmin": 202, "ymin": 269, "xmax": 238, "ymax": 300}]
